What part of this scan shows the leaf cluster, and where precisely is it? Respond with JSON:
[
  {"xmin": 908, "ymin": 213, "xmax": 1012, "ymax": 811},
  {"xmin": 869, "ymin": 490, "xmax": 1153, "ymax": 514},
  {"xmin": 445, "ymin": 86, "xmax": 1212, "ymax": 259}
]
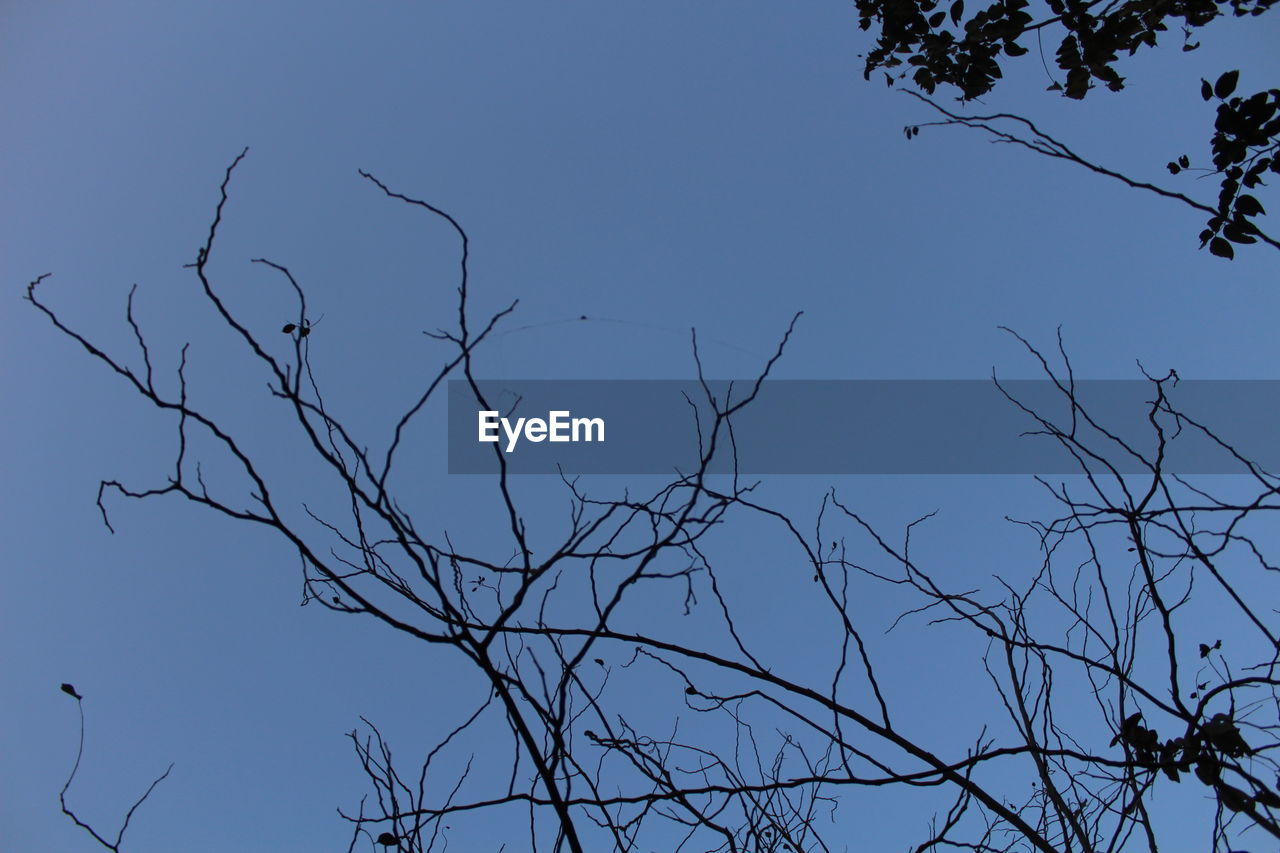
[
  {"xmin": 1182, "ymin": 73, "xmax": 1280, "ymax": 258},
  {"xmin": 857, "ymin": 0, "xmax": 1274, "ymax": 101}
]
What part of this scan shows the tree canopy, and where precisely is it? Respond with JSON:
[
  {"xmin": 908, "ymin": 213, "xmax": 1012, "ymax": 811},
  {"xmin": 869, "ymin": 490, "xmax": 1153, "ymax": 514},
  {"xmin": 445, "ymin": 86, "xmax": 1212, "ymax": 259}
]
[{"xmin": 860, "ymin": 0, "xmax": 1279, "ymax": 256}]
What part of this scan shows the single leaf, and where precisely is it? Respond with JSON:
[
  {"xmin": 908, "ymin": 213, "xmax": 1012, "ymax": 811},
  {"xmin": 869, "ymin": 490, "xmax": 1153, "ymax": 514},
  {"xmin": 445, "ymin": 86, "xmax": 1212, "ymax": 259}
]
[
  {"xmin": 1209, "ymin": 237, "xmax": 1235, "ymax": 259},
  {"xmin": 950, "ymin": 0, "xmax": 964, "ymax": 24},
  {"xmin": 1214, "ymin": 70, "xmax": 1239, "ymax": 100},
  {"xmin": 1223, "ymin": 223, "xmax": 1257, "ymax": 244},
  {"xmin": 1235, "ymin": 194, "xmax": 1266, "ymax": 216},
  {"xmin": 1178, "ymin": 154, "xmax": 1190, "ymax": 168},
  {"xmin": 282, "ymin": 323, "xmax": 296, "ymax": 334},
  {"xmin": 1201, "ymin": 79, "xmax": 1213, "ymax": 101},
  {"xmin": 1065, "ymin": 67, "xmax": 1090, "ymax": 99},
  {"xmin": 1194, "ymin": 759, "xmax": 1220, "ymax": 784},
  {"xmin": 1219, "ymin": 784, "xmax": 1251, "ymax": 813},
  {"xmin": 1167, "ymin": 162, "xmax": 1181, "ymax": 175},
  {"xmin": 929, "ymin": 10, "xmax": 946, "ymax": 26}
]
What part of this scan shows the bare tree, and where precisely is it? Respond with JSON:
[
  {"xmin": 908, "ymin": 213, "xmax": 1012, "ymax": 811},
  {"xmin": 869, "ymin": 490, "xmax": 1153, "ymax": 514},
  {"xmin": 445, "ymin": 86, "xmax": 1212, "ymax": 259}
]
[
  {"xmin": 57, "ymin": 684, "xmax": 173, "ymax": 853},
  {"xmin": 33, "ymin": 153, "xmax": 1280, "ymax": 851}
]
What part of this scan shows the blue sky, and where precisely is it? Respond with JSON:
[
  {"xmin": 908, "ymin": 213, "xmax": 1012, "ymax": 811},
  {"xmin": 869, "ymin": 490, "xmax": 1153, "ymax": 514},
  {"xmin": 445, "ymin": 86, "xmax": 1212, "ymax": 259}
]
[{"xmin": 3, "ymin": 2, "xmax": 1279, "ymax": 851}]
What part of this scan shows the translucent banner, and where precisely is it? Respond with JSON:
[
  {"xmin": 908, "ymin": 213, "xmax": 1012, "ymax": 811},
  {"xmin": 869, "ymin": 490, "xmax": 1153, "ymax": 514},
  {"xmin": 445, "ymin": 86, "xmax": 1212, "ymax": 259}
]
[{"xmin": 447, "ymin": 380, "xmax": 1280, "ymax": 475}]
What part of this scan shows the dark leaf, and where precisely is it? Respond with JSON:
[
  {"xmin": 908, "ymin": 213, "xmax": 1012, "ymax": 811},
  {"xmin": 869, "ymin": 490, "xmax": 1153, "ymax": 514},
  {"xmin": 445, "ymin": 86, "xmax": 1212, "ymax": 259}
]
[
  {"xmin": 1178, "ymin": 154, "xmax": 1190, "ymax": 168},
  {"xmin": 281, "ymin": 323, "xmax": 296, "ymax": 334},
  {"xmin": 1223, "ymin": 223, "xmax": 1257, "ymax": 244},
  {"xmin": 1220, "ymin": 784, "xmax": 1251, "ymax": 813},
  {"xmin": 1201, "ymin": 79, "xmax": 1213, "ymax": 101},
  {"xmin": 60, "ymin": 682, "xmax": 82, "ymax": 699},
  {"xmin": 1214, "ymin": 70, "xmax": 1239, "ymax": 100},
  {"xmin": 1195, "ymin": 758, "xmax": 1220, "ymax": 784},
  {"xmin": 1004, "ymin": 42, "xmax": 1028, "ymax": 56},
  {"xmin": 299, "ymin": 326, "xmax": 312, "ymax": 337},
  {"xmin": 1167, "ymin": 162, "xmax": 1181, "ymax": 175},
  {"xmin": 1065, "ymin": 67, "xmax": 1090, "ymax": 99},
  {"xmin": 376, "ymin": 832, "xmax": 398, "ymax": 846},
  {"xmin": 685, "ymin": 686, "xmax": 697, "ymax": 695},
  {"xmin": 929, "ymin": 11, "xmax": 946, "ymax": 27},
  {"xmin": 1112, "ymin": 712, "xmax": 1143, "ymax": 746},
  {"xmin": 1199, "ymin": 643, "xmax": 1211, "ymax": 658},
  {"xmin": 1204, "ymin": 713, "xmax": 1252, "ymax": 756},
  {"xmin": 1235, "ymin": 194, "xmax": 1265, "ymax": 217},
  {"xmin": 950, "ymin": 0, "xmax": 964, "ymax": 25},
  {"xmin": 1209, "ymin": 237, "xmax": 1235, "ymax": 259}
]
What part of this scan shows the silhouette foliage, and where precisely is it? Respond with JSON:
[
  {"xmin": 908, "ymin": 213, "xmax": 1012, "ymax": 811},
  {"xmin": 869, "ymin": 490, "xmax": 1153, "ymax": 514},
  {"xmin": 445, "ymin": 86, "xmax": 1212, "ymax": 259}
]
[{"xmin": 860, "ymin": 0, "xmax": 1277, "ymax": 256}]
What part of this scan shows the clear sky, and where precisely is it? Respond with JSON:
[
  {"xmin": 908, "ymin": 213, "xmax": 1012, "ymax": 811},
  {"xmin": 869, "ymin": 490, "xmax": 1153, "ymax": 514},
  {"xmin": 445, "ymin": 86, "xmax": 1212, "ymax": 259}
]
[{"xmin": 3, "ymin": 2, "xmax": 1279, "ymax": 851}]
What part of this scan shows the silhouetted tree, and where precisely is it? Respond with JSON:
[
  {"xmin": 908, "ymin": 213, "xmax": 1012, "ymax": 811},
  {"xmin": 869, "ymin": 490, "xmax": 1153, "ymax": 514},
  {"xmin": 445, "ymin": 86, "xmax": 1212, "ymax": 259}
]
[
  {"xmin": 862, "ymin": 0, "xmax": 1277, "ymax": 257},
  {"xmin": 34, "ymin": 154, "xmax": 1280, "ymax": 851},
  {"xmin": 57, "ymin": 685, "xmax": 172, "ymax": 852}
]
